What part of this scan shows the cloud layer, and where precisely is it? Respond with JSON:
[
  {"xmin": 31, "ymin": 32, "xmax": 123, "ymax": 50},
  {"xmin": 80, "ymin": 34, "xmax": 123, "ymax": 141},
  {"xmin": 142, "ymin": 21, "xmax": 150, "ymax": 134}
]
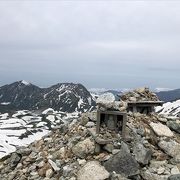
[{"xmin": 0, "ymin": 1, "xmax": 180, "ymax": 89}]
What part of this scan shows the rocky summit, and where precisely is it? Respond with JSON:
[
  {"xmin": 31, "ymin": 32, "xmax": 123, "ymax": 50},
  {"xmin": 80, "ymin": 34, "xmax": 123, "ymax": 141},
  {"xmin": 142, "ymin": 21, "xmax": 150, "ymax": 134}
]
[{"xmin": 0, "ymin": 88, "xmax": 180, "ymax": 180}]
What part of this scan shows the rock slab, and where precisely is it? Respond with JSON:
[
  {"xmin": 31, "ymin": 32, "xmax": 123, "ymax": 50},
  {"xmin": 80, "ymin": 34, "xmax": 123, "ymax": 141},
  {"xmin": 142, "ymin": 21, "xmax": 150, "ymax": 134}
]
[
  {"xmin": 72, "ymin": 138, "xmax": 95, "ymax": 158},
  {"xmin": 150, "ymin": 122, "xmax": 174, "ymax": 137},
  {"xmin": 158, "ymin": 140, "xmax": 180, "ymax": 162},
  {"xmin": 104, "ymin": 148, "xmax": 139, "ymax": 177},
  {"xmin": 77, "ymin": 161, "xmax": 110, "ymax": 180},
  {"xmin": 133, "ymin": 142, "xmax": 152, "ymax": 165}
]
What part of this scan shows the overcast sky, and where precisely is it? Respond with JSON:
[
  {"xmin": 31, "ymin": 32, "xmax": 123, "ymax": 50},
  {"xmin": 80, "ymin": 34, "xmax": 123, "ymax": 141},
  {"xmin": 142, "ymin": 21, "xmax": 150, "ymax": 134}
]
[{"xmin": 0, "ymin": 1, "xmax": 180, "ymax": 90}]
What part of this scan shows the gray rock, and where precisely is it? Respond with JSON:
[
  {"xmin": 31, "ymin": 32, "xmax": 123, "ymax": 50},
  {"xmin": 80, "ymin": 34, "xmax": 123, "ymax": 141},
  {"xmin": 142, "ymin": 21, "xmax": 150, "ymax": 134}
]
[
  {"xmin": 9, "ymin": 153, "xmax": 21, "ymax": 170},
  {"xmin": 168, "ymin": 174, "xmax": 180, "ymax": 180},
  {"xmin": 96, "ymin": 93, "xmax": 115, "ymax": 105},
  {"xmin": 121, "ymin": 142, "xmax": 130, "ymax": 153},
  {"xmin": 158, "ymin": 140, "xmax": 180, "ymax": 162},
  {"xmin": 171, "ymin": 166, "xmax": 180, "ymax": 175},
  {"xmin": 133, "ymin": 142, "xmax": 152, "ymax": 165},
  {"xmin": 46, "ymin": 169, "xmax": 53, "ymax": 178},
  {"xmin": 112, "ymin": 149, "xmax": 120, "ymax": 155},
  {"xmin": 150, "ymin": 122, "xmax": 174, "ymax": 137},
  {"xmin": 77, "ymin": 161, "xmax": 110, "ymax": 180},
  {"xmin": 94, "ymin": 143, "xmax": 101, "ymax": 154},
  {"xmin": 104, "ymin": 147, "xmax": 139, "ymax": 177},
  {"xmin": 158, "ymin": 117, "xmax": 168, "ymax": 123},
  {"xmin": 110, "ymin": 171, "xmax": 130, "ymax": 180},
  {"xmin": 63, "ymin": 165, "xmax": 73, "ymax": 177},
  {"xmin": 85, "ymin": 122, "xmax": 95, "ymax": 128},
  {"xmin": 72, "ymin": 138, "xmax": 95, "ymax": 158},
  {"xmin": 80, "ymin": 113, "xmax": 89, "ymax": 126},
  {"xmin": 48, "ymin": 159, "xmax": 60, "ymax": 171},
  {"xmin": 16, "ymin": 147, "xmax": 32, "ymax": 156},
  {"xmin": 95, "ymin": 137, "xmax": 113, "ymax": 145},
  {"xmin": 86, "ymin": 111, "xmax": 97, "ymax": 122},
  {"xmin": 58, "ymin": 124, "xmax": 68, "ymax": 134},
  {"xmin": 103, "ymin": 144, "xmax": 114, "ymax": 153},
  {"xmin": 141, "ymin": 169, "xmax": 169, "ymax": 180},
  {"xmin": 167, "ymin": 121, "xmax": 180, "ymax": 134}
]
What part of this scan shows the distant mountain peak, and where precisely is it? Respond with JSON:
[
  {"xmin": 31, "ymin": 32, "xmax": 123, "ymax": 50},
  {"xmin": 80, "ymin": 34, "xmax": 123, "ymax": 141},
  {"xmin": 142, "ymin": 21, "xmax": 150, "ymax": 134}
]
[
  {"xmin": 20, "ymin": 80, "xmax": 31, "ymax": 86},
  {"xmin": 0, "ymin": 81, "xmax": 95, "ymax": 113}
]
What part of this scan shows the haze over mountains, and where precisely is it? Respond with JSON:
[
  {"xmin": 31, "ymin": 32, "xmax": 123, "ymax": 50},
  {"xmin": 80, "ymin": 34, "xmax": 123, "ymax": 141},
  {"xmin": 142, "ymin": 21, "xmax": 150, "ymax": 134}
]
[
  {"xmin": 156, "ymin": 89, "xmax": 180, "ymax": 102},
  {"xmin": 0, "ymin": 80, "xmax": 180, "ymax": 114}
]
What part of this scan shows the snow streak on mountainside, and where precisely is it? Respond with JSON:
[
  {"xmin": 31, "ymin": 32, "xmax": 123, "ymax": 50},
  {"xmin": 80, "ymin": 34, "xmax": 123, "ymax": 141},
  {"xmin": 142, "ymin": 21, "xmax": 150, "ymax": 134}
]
[
  {"xmin": 0, "ymin": 109, "xmax": 79, "ymax": 158},
  {"xmin": 0, "ymin": 81, "xmax": 95, "ymax": 113},
  {"xmin": 156, "ymin": 99, "xmax": 180, "ymax": 117}
]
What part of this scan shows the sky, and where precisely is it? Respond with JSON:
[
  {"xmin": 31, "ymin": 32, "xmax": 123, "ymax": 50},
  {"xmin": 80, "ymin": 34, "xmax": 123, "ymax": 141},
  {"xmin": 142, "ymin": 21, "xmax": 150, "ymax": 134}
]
[{"xmin": 0, "ymin": 1, "xmax": 180, "ymax": 90}]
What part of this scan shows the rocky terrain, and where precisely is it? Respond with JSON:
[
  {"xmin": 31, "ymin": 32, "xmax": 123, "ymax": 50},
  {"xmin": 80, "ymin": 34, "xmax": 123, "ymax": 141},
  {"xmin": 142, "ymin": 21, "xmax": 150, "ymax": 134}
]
[
  {"xmin": 0, "ymin": 109, "xmax": 79, "ymax": 159},
  {"xmin": 0, "ymin": 88, "xmax": 180, "ymax": 180},
  {"xmin": 0, "ymin": 81, "xmax": 95, "ymax": 113},
  {"xmin": 120, "ymin": 87, "xmax": 159, "ymax": 102}
]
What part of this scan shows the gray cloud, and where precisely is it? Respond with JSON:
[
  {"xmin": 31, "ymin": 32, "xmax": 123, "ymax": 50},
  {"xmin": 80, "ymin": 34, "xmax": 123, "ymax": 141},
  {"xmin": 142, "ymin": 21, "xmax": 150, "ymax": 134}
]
[{"xmin": 0, "ymin": 1, "xmax": 180, "ymax": 89}]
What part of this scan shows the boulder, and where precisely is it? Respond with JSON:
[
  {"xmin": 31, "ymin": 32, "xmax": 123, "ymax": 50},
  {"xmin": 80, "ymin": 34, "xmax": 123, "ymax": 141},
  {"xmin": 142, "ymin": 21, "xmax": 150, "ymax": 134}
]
[
  {"xmin": 80, "ymin": 113, "xmax": 89, "ymax": 126},
  {"xmin": 167, "ymin": 121, "xmax": 180, "ymax": 134},
  {"xmin": 77, "ymin": 161, "xmax": 110, "ymax": 180},
  {"xmin": 150, "ymin": 122, "xmax": 174, "ymax": 137},
  {"xmin": 8, "ymin": 153, "xmax": 22, "ymax": 170},
  {"xmin": 133, "ymin": 142, "xmax": 152, "ymax": 165},
  {"xmin": 16, "ymin": 147, "xmax": 32, "ymax": 156},
  {"xmin": 104, "ymin": 147, "xmax": 139, "ymax": 177},
  {"xmin": 168, "ymin": 174, "xmax": 180, "ymax": 180},
  {"xmin": 158, "ymin": 140, "xmax": 180, "ymax": 162},
  {"xmin": 141, "ymin": 169, "xmax": 169, "ymax": 180},
  {"xmin": 72, "ymin": 138, "xmax": 95, "ymax": 158},
  {"xmin": 96, "ymin": 93, "xmax": 115, "ymax": 105},
  {"xmin": 85, "ymin": 122, "xmax": 95, "ymax": 128},
  {"xmin": 171, "ymin": 166, "xmax": 180, "ymax": 175}
]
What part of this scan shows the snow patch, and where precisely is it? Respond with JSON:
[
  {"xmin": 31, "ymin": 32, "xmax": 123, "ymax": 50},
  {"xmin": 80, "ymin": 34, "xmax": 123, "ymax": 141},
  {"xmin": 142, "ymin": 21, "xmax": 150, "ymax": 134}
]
[
  {"xmin": 156, "ymin": 99, "xmax": 180, "ymax": 117},
  {"xmin": 1, "ymin": 102, "xmax": 11, "ymax": 105},
  {"xmin": 21, "ymin": 80, "xmax": 30, "ymax": 86},
  {"xmin": 42, "ymin": 108, "xmax": 54, "ymax": 115}
]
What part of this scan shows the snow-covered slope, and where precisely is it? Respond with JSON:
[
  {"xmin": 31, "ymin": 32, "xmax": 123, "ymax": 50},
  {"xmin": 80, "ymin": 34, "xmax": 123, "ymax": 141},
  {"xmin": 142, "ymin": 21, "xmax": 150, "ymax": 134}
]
[
  {"xmin": 156, "ymin": 99, "xmax": 180, "ymax": 117},
  {"xmin": 0, "ymin": 109, "xmax": 79, "ymax": 158}
]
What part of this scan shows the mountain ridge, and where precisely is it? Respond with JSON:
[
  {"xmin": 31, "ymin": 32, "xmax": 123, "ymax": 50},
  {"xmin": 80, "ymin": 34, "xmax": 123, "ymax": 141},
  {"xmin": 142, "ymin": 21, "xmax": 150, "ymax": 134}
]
[
  {"xmin": 156, "ymin": 88, "xmax": 180, "ymax": 102},
  {"xmin": 0, "ymin": 80, "xmax": 95, "ymax": 113}
]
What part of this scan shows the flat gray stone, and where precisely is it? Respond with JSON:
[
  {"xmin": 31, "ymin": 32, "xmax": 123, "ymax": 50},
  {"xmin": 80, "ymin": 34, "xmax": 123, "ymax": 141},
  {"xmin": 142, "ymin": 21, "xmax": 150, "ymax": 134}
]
[
  {"xmin": 168, "ymin": 174, "xmax": 180, "ymax": 180},
  {"xmin": 72, "ymin": 138, "xmax": 95, "ymax": 158},
  {"xmin": 77, "ymin": 161, "xmax": 110, "ymax": 180},
  {"xmin": 158, "ymin": 140, "xmax": 180, "ymax": 162},
  {"xmin": 104, "ymin": 148, "xmax": 139, "ymax": 177},
  {"xmin": 133, "ymin": 142, "xmax": 152, "ymax": 165},
  {"xmin": 167, "ymin": 121, "xmax": 180, "ymax": 134}
]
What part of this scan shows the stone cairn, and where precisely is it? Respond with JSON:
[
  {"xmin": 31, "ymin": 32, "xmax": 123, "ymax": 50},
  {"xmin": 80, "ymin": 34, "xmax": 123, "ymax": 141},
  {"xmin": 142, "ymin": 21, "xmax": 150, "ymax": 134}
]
[{"xmin": 0, "ymin": 88, "xmax": 180, "ymax": 180}]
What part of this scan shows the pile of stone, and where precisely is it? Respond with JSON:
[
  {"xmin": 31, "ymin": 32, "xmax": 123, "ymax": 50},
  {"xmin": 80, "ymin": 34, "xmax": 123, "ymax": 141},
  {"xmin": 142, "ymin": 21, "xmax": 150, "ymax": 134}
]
[
  {"xmin": 96, "ymin": 87, "xmax": 160, "ymax": 112},
  {"xmin": 120, "ymin": 87, "xmax": 159, "ymax": 102},
  {"xmin": 0, "ymin": 90, "xmax": 180, "ymax": 180}
]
